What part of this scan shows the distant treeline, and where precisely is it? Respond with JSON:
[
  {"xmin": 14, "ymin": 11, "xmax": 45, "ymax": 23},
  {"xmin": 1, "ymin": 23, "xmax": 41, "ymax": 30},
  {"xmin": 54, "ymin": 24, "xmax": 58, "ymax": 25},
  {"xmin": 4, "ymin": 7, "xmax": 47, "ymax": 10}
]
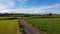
[{"xmin": 0, "ymin": 13, "xmax": 60, "ymax": 18}]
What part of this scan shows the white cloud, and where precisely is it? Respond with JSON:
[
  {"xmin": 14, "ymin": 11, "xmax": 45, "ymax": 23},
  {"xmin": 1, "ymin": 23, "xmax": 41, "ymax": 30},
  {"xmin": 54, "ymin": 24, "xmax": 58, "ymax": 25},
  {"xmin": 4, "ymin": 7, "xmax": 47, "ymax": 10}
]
[
  {"xmin": 0, "ymin": 0, "xmax": 15, "ymax": 13},
  {"xmin": 5, "ymin": 0, "xmax": 15, "ymax": 7},
  {"xmin": 0, "ymin": 0, "xmax": 60, "ymax": 14},
  {"xmin": 0, "ymin": 0, "xmax": 15, "ymax": 7},
  {"xmin": 14, "ymin": 4, "xmax": 60, "ymax": 14},
  {"xmin": 0, "ymin": 4, "xmax": 7, "ymax": 9}
]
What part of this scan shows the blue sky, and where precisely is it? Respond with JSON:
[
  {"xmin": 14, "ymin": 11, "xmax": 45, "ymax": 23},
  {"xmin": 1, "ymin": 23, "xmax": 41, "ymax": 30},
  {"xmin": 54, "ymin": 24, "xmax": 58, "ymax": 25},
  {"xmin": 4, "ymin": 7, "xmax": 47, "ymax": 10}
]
[{"xmin": 0, "ymin": 0, "xmax": 60, "ymax": 14}]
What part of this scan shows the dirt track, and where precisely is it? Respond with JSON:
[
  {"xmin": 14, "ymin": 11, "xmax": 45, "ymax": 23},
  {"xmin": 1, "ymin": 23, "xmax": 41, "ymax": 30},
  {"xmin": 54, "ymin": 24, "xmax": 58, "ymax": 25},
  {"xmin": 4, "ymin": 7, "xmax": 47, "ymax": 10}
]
[{"xmin": 19, "ymin": 18, "xmax": 40, "ymax": 34}]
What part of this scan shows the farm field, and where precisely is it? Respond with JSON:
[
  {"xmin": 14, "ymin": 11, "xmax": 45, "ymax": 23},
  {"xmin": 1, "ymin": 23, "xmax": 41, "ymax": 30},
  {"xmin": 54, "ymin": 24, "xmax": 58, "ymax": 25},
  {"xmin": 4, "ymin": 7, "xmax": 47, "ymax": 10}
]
[
  {"xmin": 25, "ymin": 18, "xmax": 60, "ymax": 34},
  {"xmin": 0, "ymin": 20, "xmax": 19, "ymax": 34}
]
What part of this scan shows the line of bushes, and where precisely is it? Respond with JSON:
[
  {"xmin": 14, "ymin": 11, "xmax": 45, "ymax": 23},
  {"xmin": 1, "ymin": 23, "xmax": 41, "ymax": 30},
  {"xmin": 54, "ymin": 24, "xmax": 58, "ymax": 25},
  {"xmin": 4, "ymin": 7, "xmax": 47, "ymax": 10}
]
[{"xmin": 0, "ymin": 17, "xmax": 18, "ymax": 20}]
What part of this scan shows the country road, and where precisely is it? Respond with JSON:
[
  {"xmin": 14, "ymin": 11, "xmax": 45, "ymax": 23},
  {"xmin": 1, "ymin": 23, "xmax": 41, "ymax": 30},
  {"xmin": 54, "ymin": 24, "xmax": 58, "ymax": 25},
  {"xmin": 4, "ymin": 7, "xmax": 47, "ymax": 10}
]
[{"xmin": 19, "ymin": 18, "xmax": 40, "ymax": 34}]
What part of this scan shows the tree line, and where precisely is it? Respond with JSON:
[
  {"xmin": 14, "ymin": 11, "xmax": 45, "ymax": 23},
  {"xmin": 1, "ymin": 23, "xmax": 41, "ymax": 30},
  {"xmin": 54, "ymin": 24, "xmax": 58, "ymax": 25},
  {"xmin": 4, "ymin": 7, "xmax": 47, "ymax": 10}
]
[{"xmin": 0, "ymin": 13, "xmax": 60, "ymax": 17}]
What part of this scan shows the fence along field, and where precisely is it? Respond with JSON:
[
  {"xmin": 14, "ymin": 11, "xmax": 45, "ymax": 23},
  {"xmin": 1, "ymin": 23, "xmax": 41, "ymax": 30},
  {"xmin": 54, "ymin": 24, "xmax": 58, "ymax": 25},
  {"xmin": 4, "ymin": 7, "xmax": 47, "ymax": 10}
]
[
  {"xmin": 25, "ymin": 18, "xmax": 60, "ymax": 34},
  {"xmin": 0, "ymin": 20, "xmax": 19, "ymax": 34}
]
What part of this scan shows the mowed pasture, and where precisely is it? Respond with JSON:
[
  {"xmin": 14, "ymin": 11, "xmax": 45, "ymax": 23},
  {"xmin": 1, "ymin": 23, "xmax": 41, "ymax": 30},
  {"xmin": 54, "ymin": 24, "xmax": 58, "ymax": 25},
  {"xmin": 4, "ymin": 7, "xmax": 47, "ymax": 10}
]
[
  {"xmin": 0, "ymin": 20, "xmax": 19, "ymax": 34},
  {"xmin": 25, "ymin": 18, "xmax": 60, "ymax": 34}
]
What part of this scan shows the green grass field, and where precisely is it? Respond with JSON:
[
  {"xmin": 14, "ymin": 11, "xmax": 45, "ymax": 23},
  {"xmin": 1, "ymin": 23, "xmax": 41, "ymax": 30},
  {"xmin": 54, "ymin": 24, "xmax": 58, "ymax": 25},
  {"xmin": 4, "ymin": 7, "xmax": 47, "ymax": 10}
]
[
  {"xmin": 25, "ymin": 18, "xmax": 60, "ymax": 34},
  {"xmin": 0, "ymin": 20, "xmax": 19, "ymax": 34}
]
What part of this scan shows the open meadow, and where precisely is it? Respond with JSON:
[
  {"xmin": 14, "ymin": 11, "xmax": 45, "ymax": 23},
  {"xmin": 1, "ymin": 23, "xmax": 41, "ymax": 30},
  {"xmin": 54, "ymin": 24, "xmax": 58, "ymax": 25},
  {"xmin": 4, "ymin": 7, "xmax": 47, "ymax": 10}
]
[
  {"xmin": 0, "ymin": 20, "xmax": 19, "ymax": 34},
  {"xmin": 25, "ymin": 18, "xmax": 60, "ymax": 34}
]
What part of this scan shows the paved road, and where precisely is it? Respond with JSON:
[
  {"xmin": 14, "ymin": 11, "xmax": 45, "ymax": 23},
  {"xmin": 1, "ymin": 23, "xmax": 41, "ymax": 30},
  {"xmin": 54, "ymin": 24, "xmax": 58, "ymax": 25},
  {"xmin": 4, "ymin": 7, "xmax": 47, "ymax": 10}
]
[{"xmin": 19, "ymin": 18, "xmax": 40, "ymax": 34}]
